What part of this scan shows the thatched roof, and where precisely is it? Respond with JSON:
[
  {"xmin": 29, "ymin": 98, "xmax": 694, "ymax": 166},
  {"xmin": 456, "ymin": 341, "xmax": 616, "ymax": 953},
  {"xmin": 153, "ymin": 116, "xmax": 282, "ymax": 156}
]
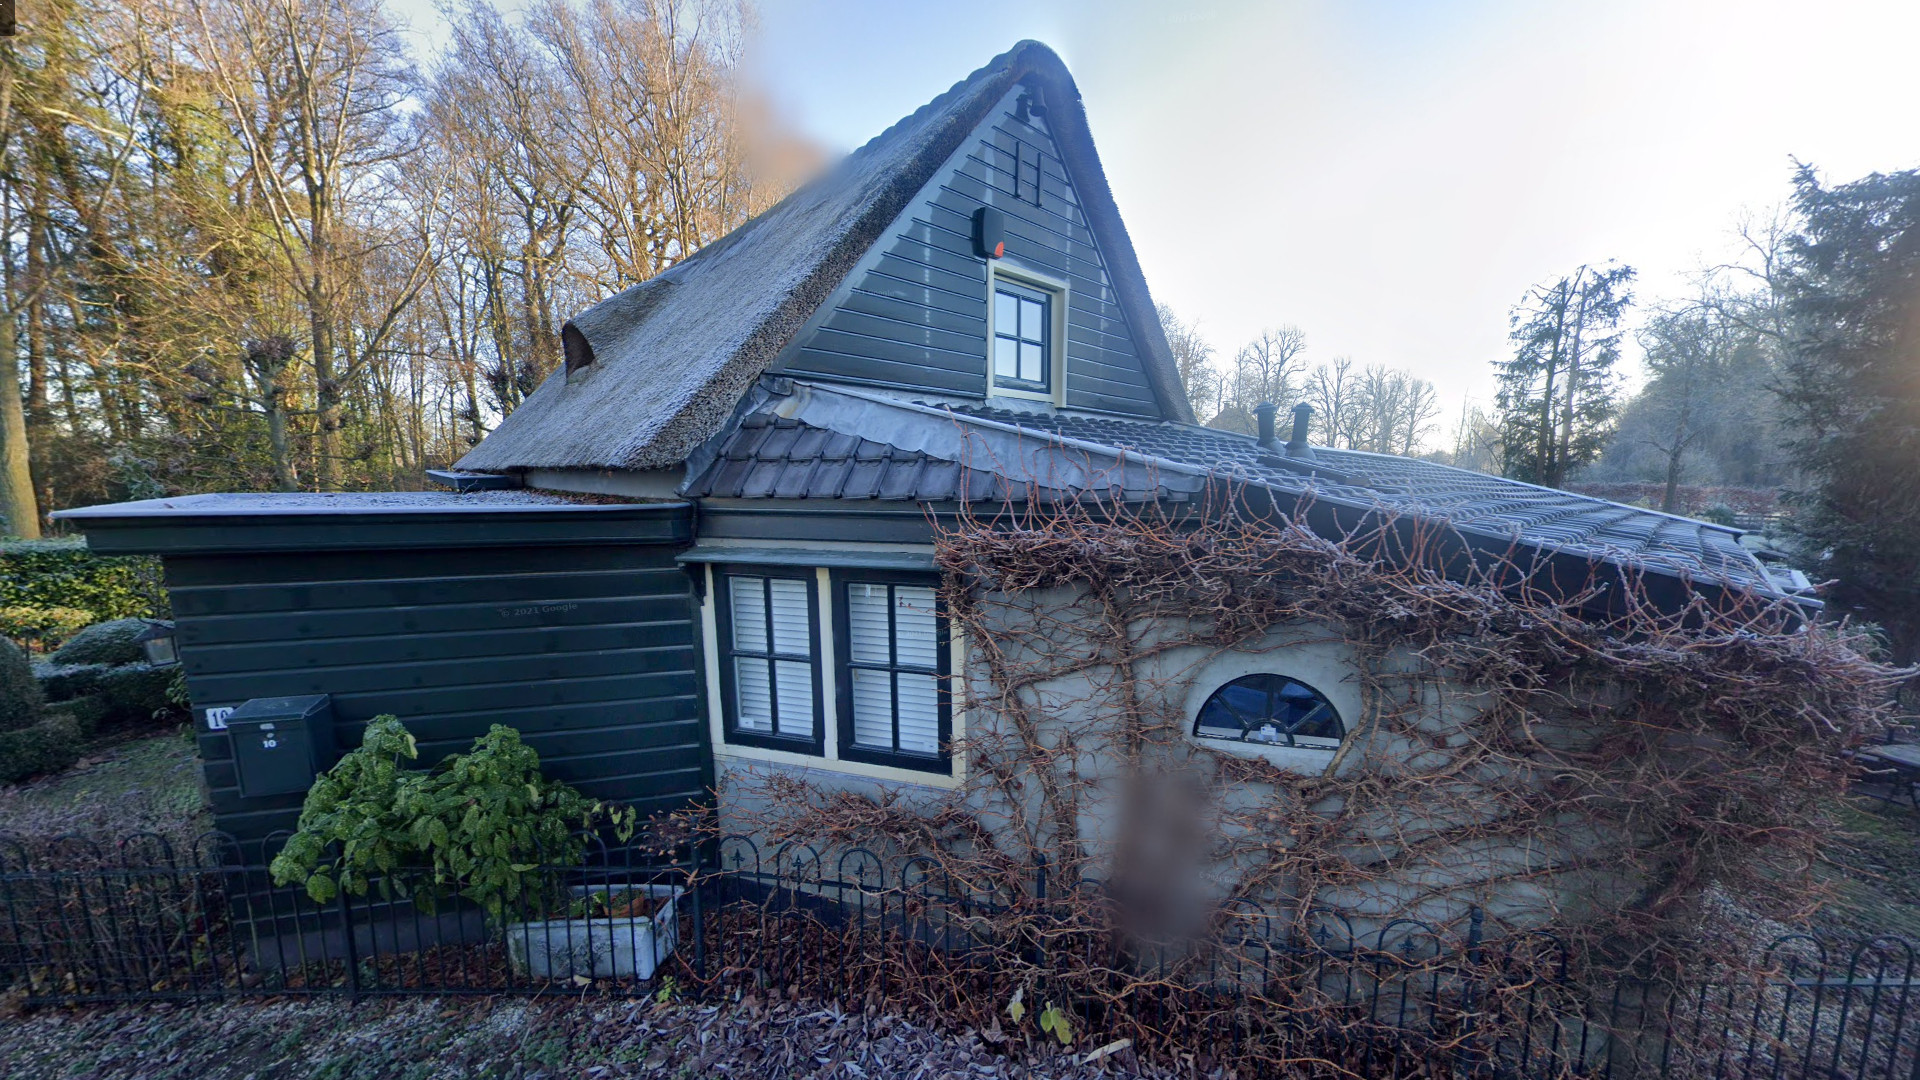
[{"xmin": 456, "ymin": 41, "xmax": 1189, "ymax": 474}]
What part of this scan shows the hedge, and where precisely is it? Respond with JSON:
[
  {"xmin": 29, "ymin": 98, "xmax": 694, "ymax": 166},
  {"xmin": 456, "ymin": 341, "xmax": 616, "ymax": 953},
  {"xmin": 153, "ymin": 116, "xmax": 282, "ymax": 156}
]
[
  {"xmin": 0, "ymin": 539, "xmax": 167, "ymax": 626},
  {"xmin": 0, "ymin": 713, "xmax": 84, "ymax": 782},
  {"xmin": 0, "ymin": 606, "xmax": 93, "ymax": 649},
  {"xmin": 50, "ymin": 618, "xmax": 150, "ymax": 666},
  {"xmin": 33, "ymin": 661, "xmax": 109, "ymax": 701}
]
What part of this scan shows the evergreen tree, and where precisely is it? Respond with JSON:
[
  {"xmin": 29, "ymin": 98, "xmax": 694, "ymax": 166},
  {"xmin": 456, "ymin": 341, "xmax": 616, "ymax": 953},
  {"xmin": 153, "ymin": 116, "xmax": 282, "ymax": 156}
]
[
  {"xmin": 1493, "ymin": 263, "xmax": 1635, "ymax": 487},
  {"xmin": 1777, "ymin": 165, "xmax": 1920, "ymax": 665}
]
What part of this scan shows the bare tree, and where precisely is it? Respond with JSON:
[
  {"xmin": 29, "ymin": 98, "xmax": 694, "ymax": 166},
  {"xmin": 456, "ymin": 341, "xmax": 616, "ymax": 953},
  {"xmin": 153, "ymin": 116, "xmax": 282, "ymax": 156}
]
[
  {"xmin": 1304, "ymin": 356, "xmax": 1359, "ymax": 449},
  {"xmin": 1226, "ymin": 325, "xmax": 1306, "ymax": 414},
  {"xmin": 186, "ymin": 0, "xmax": 437, "ymax": 489},
  {"xmin": 530, "ymin": 0, "xmax": 762, "ymax": 289},
  {"xmin": 1156, "ymin": 302, "xmax": 1218, "ymax": 422},
  {"xmin": 1447, "ymin": 401, "xmax": 1501, "ymax": 472},
  {"xmin": 425, "ymin": 1, "xmax": 587, "ymax": 412},
  {"xmin": 0, "ymin": 30, "xmax": 41, "ymax": 534},
  {"xmin": 1350, "ymin": 365, "xmax": 1439, "ymax": 455}
]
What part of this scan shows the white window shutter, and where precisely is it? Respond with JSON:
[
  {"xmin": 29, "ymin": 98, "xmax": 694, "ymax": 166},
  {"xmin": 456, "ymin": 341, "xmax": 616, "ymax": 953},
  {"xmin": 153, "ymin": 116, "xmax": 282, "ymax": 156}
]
[
  {"xmin": 847, "ymin": 583, "xmax": 891, "ymax": 664},
  {"xmin": 734, "ymin": 657, "xmax": 773, "ymax": 731},
  {"xmin": 773, "ymin": 659, "xmax": 813, "ymax": 738},
  {"xmin": 895, "ymin": 673, "xmax": 941, "ymax": 754},
  {"xmin": 729, "ymin": 576, "xmax": 766, "ymax": 652},
  {"xmin": 892, "ymin": 586, "xmax": 938, "ymax": 669},
  {"xmin": 849, "ymin": 668, "xmax": 892, "ymax": 749},
  {"xmin": 768, "ymin": 578, "xmax": 811, "ymax": 655}
]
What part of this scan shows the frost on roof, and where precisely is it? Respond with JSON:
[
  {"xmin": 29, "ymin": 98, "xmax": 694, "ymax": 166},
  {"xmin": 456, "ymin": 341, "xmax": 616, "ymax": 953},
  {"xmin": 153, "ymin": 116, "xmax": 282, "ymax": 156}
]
[{"xmin": 54, "ymin": 490, "xmax": 606, "ymax": 518}]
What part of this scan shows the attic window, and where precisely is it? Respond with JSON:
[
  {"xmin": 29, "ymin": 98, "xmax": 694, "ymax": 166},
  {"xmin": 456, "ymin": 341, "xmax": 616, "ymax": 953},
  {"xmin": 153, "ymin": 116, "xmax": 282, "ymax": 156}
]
[
  {"xmin": 562, "ymin": 323, "xmax": 595, "ymax": 376},
  {"xmin": 991, "ymin": 276, "xmax": 1057, "ymax": 398}
]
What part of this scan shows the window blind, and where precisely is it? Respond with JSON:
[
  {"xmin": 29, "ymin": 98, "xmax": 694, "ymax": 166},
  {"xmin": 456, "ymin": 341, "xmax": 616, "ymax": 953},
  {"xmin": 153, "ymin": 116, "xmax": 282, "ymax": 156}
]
[
  {"xmin": 844, "ymin": 581, "xmax": 941, "ymax": 758},
  {"xmin": 727, "ymin": 574, "xmax": 815, "ymax": 742}
]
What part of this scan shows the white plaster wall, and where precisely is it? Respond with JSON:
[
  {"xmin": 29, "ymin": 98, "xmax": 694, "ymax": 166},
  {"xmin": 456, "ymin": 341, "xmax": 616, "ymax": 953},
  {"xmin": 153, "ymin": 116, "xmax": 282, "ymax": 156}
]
[{"xmin": 716, "ymin": 579, "xmax": 1636, "ymax": 943}]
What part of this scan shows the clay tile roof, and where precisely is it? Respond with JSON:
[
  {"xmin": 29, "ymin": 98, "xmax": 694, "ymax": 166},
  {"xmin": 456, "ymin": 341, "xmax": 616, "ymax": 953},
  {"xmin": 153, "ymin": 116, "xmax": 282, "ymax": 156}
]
[{"xmin": 683, "ymin": 384, "xmax": 1784, "ymax": 596}]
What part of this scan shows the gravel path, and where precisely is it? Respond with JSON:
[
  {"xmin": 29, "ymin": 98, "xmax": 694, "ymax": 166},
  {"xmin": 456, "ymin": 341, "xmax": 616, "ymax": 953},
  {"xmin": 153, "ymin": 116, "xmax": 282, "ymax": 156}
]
[{"xmin": 0, "ymin": 993, "xmax": 1321, "ymax": 1080}]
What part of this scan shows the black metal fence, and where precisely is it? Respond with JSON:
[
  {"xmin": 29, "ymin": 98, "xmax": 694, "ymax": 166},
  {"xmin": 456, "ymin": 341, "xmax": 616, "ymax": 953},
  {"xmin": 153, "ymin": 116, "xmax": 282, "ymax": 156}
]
[{"xmin": 3, "ymin": 830, "xmax": 1917, "ymax": 1080}]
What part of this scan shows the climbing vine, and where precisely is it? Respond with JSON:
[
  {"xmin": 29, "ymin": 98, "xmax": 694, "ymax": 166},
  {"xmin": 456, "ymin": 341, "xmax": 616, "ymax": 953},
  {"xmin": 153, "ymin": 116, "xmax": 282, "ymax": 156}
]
[{"xmin": 715, "ymin": 483, "xmax": 1907, "ymax": 1071}]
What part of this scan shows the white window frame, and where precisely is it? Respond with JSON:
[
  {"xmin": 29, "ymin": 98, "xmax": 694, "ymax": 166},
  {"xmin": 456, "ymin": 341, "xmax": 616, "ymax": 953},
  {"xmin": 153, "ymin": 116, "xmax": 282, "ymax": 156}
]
[
  {"xmin": 1177, "ymin": 642, "xmax": 1362, "ymax": 775},
  {"xmin": 700, "ymin": 562, "xmax": 967, "ymax": 789},
  {"xmin": 986, "ymin": 264, "xmax": 1068, "ymax": 406}
]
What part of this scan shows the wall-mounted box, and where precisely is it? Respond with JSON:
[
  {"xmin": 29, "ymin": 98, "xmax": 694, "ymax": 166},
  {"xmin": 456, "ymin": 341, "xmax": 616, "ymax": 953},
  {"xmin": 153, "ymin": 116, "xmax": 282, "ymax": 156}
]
[{"xmin": 227, "ymin": 695, "xmax": 334, "ymax": 799}]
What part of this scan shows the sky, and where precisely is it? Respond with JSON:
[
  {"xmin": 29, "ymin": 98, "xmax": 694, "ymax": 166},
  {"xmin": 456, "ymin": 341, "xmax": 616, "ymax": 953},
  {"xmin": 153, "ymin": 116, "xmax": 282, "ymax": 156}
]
[{"xmin": 387, "ymin": 0, "xmax": 1920, "ymax": 439}]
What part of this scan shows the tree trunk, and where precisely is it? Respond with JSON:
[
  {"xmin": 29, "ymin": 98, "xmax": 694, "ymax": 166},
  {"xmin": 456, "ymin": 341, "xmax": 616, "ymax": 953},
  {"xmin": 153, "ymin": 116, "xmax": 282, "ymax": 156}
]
[
  {"xmin": 0, "ymin": 310, "xmax": 42, "ymax": 538},
  {"xmin": 24, "ymin": 193, "xmax": 49, "ymax": 512},
  {"xmin": 1534, "ymin": 279, "xmax": 1571, "ymax": 484},
  {"xmin": 307, "ymin": 262, "xmax": 342, "ymax": 489},
  {"xmin": 1553, "ymin": 277, "xmax": 1593, "ymax": 490},
  {"xmin": 264, "ymin": 374, "xmax": 297, "ymax": 493},
  {"xmin": 1660, "ymin": 451, "xmax": 1684, "ymax": 515}
]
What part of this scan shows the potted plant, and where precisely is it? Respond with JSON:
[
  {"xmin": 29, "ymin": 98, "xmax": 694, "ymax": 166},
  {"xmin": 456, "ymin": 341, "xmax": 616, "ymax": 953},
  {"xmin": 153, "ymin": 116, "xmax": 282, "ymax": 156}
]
[
  {"xmin": 270, "ymin": 716, "xmax": 677, "ymax": 980},
  {"xmin": 502, "ymin": 881, "xmax": 685, "ymax": 981}
]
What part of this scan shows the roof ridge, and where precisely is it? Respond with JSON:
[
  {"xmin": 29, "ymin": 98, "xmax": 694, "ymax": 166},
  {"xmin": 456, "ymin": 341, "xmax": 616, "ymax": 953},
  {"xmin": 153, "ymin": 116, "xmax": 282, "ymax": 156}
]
[{"xmin": 846, "ymin": 40, "xmax": 1042, "ymax": 160}]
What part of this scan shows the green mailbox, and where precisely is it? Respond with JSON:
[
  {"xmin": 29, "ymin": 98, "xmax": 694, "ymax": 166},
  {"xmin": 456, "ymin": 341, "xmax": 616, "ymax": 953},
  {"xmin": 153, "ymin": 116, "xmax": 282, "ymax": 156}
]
[{"xmin": 227, "ymin": 695, "xmax": 334, "ymax": 799}]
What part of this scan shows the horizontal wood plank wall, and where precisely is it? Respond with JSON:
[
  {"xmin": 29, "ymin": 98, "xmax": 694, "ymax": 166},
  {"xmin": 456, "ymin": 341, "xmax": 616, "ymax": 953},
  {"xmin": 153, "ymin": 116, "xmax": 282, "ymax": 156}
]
[
  {"xmin": 775, "ymin": 88, "xmax": 1161, "ymax": 418},
  {"xmin": 168, "ymin": 542, "xmax": 706, "ymax": 845}
]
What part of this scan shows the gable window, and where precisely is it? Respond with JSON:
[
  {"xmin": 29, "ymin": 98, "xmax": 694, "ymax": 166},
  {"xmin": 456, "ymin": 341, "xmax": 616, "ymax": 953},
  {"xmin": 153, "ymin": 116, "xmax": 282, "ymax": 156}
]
[
  {"xmin": 834, "ymin": 574, "xmax": 950, "ymax": 773},
  {"xmin": 992, "ymin": 277, "xmax": 1057, "ymax": 396},
  {"xmin": 716, "ymin": 570, "xmax": 823, "ymax": 753},
  {"xmin": 1194, "ymin": 674, "xmax": 1343, "ymax": 749}
]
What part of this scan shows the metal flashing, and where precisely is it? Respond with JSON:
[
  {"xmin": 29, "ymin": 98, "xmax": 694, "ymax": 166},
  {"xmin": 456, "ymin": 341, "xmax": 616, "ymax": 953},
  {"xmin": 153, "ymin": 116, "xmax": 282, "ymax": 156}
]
[{"xmin": 677, "ymin": 547, "xmax": 937, "ymax": 572}]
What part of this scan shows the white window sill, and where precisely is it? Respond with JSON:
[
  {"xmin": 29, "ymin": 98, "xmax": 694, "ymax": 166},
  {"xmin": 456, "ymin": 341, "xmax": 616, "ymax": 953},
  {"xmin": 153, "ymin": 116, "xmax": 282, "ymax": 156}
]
[{"xmin": 713, "ymin": 742, "xmax": 963, "ymax": 790}]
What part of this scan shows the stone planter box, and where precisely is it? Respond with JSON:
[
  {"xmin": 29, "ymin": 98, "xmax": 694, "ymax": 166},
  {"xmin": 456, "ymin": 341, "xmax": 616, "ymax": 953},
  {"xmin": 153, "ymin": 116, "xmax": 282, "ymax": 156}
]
[{"xmin": 504, "ymin": 883, "xmax": 682, "ymax": 981}]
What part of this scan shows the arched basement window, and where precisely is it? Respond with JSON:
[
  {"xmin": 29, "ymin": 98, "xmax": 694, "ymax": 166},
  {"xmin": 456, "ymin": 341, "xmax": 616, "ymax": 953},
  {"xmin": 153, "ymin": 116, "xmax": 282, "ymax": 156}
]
[{"xmin": 1194, "ymin": 674, "xmax": 1344, "ymax": 749}]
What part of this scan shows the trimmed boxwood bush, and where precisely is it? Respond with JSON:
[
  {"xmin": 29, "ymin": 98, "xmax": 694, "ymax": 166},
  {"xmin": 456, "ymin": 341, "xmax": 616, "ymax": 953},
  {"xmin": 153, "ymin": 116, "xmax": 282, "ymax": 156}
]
[
  {"xmin": 33, "ymin": 661, "xmax": 110, "ymax": 701},
  {"xmin": 49, "ymin": 693, "xmax": 107, "ymax": 737},
  {"xmin": 99, "ymin": 662, "xmax": 175, "ymax": 726},
  {"xmin": 0, "ymin": 638, "xmax": 78, "ymax": 781},
  {"xmin": 51, "ymin": 618, "xmax": 151, "ymax": 666},
  {"xmin": 0, "ymin": 713, "xmax": 84, "ymax": 782},
  {"xmin": 0, "ymin": 637, "xmax": 45, "ymax": 729}
]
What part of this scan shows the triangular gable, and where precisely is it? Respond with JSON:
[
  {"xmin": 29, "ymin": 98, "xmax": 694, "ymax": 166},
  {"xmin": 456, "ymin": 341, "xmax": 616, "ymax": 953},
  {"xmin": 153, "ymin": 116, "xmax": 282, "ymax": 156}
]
[
  {"xmin": 456, "ymin": 41, "xmax": 1190, "ymax": 476},
  {"xmin": 772, "ymin": 85, "xmax": 1167, "ymax": 418}
]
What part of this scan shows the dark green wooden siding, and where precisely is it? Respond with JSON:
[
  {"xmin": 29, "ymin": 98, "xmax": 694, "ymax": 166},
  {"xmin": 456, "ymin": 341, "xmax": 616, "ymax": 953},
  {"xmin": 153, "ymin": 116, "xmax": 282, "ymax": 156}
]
[
  {"xmin": 774, "ymin": 87, "xmax": 1164, "ymax": 418},
  {"xmin": 169, "ymin": 541, "xmax": 706, "ymax": 844}
]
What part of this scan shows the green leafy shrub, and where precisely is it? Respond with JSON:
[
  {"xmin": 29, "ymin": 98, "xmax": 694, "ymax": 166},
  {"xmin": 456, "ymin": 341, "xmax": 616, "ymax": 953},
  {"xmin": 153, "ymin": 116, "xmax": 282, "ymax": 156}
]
[
  {"xmin": 51, "ymin": 618, "xmax": 151, "ymax": 666},
  {"xmin": 0, "ymin": 713, "xmax": 84, "ymax": 782},
  {"xmin": 0, "ymin": 539, "xmax": 166, "ymax": 624},
  {"xmin": 0, "ymin": 605, "xmax": 94, "ymax": 651},
  {"xmin": 34, "ymin": 661, "xmax": 109, "ymax": 701},
  {"xmin": 270, "ymin": 717, "xmax": 636, "ymax": 923}
]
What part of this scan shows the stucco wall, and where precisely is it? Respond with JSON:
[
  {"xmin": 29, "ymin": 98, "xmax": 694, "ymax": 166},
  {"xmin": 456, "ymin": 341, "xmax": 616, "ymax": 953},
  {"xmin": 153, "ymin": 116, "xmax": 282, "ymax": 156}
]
[{"xmin": 714, "ymin": 579, "xmax": 1637, "ymax": 944}]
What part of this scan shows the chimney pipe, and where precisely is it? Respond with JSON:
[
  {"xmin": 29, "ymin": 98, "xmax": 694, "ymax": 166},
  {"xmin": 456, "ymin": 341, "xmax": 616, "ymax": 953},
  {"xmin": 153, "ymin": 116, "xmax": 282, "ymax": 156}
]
[
  {"xmin": 1286, "ymin": 403, "xmax": 1315, "ymax": 459},
  {"xmin": 1254, "ymin": 402, "xmax": 1280, "ymax": 451}
]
